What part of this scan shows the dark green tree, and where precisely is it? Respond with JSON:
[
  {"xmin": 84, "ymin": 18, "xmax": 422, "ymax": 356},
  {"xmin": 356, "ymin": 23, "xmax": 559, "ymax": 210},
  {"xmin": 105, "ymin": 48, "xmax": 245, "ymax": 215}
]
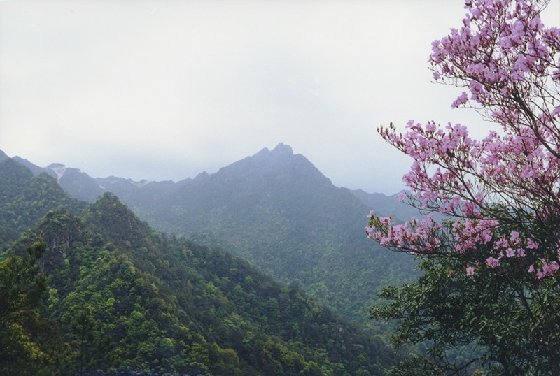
[{"xmin": 372, "ymin": 254, "xmax": 560, "ymax": 374}]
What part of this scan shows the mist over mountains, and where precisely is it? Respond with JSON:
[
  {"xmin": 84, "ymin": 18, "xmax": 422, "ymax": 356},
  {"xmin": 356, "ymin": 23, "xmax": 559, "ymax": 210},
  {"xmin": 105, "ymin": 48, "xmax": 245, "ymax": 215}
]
[{"xmin": 3, "ymin": 144, "xmax": 418, "ymax": 326}]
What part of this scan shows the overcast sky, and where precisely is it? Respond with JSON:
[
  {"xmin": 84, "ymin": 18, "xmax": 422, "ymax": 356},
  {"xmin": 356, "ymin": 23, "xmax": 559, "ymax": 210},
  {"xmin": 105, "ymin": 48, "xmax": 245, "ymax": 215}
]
[{"xmin": 1, "ymin": 0, "xmax": 559, "ymax": 194}]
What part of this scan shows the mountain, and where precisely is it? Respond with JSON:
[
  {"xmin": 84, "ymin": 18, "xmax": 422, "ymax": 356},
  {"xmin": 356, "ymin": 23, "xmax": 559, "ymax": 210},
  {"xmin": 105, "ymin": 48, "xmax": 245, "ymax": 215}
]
[
  {"xmin": 1, "ymin": 146, "xmax": 418, "ymax": 326},
  {"xmin": 11, "ymin": 156, "xmax": 50, "ymax": 176},
  {"xmin": 55, "ymin": 165, "xmax": 106, "ymax": 202},
  {"xmin": 5, "ymin": 156, "xmax": 163, "ymax": 205},
  {"xmin": 67, "ymin": 144, "xmax": 417, "ymax": 326},
  {"xmin": 1, "ymin": 164, "xmax": 398, "ymax": 374},
  {"xmin": 1, "ymin": 153, "xmax": 105, "ymax": 203}
]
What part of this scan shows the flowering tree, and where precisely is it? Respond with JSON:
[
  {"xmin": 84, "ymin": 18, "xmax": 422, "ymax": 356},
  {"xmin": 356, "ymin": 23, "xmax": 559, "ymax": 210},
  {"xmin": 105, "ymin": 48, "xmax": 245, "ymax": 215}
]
[{"xmin": 367, "ymin": 0, "xmax": 560, "ymax": 374}]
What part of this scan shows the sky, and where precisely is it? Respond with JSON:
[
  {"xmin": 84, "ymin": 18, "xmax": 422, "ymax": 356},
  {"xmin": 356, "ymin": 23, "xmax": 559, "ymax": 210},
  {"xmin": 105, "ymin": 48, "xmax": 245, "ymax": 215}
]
[{"xmin": 1, "ymin": 0, "xmax": 559, "ymax": 194}]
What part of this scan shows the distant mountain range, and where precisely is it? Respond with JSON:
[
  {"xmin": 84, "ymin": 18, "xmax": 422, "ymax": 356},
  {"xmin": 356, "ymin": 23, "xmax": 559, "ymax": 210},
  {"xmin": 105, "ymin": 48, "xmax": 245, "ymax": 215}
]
[
  {"xmin": 349, "ymin": 189, "xmax": 423, "ymax": 223},
  {"xmin": 2, "ymin": 144, "xmax": 419, "ymax": 326}
]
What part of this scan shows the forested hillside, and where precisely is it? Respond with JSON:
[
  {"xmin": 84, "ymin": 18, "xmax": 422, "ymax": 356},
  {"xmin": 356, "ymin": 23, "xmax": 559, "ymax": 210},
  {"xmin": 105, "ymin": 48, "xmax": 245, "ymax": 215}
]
[
  {"xmin": 0, "ymin": 160, "xmax": 397, "ymax": 375},
  {"xmin": 93, "ymin": 144, "xmax": 417, "ymax": 325},
  {"xmin": 0, "ymin": 158, "xmax": 84, "ymax": 249},
  {"xmin": 4, "ymin": 146, "xmax": 417, "ymax": 327}
]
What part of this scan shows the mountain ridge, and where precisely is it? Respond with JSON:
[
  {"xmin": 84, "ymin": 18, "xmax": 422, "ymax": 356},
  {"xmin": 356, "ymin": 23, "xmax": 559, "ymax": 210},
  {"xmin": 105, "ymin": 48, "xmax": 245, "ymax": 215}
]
[{"xmin": 0, "ymin": 143, "xmax": 340, "ymax": 200}]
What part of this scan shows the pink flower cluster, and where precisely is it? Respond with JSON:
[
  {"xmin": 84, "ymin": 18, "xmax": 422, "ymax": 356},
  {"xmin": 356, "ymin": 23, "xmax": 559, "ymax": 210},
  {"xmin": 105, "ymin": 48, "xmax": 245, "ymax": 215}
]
[
  {"xmin": 368, "ymin": 0, "xmax": 560, "ymax": 280},
  {"xmin": 366, "ymin": 214, "xmax": 442, "ymax": 253},
  {"xmin": 529, "ymin": 259, "xmax": 560, "ymax": 279},
  {"xmin": 431, "ymin": 0, "xmax": 560, "ymax": 110},
  {"xmin": 450, "ymin": 219, "xmax": 498, "ymax": 253}
]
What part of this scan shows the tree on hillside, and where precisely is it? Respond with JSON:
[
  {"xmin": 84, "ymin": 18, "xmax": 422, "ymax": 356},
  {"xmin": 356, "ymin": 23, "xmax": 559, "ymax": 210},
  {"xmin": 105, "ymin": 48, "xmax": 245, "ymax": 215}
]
[
  {"xmin": 366, "ymin": 0, "xmax": 560, "ymax": 374},
  {"xmin": 0, "ymin": 242, "xmax": 62, "ymax": 375}
]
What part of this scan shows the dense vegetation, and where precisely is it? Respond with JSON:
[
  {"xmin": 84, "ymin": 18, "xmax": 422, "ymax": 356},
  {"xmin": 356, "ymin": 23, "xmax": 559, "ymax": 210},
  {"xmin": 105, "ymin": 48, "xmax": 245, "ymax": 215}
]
[
  {"xmin": 28, "ymin": 144, "xmax": 417, "ymax": 327},
  {"xmin": 0, "ymin": 159, "xmax": 397, "ymax": 375},
  {"xmin": 0, "ymin": 159, "xmax": 84, "ymax": 249},
  {"xmin": 372, "ymin": 255, "xmax": 560, "ymax": 375}
]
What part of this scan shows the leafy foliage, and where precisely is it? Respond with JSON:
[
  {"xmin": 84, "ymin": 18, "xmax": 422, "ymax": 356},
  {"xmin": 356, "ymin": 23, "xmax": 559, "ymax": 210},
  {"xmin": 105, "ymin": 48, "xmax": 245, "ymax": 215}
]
[
  {"xmin": 372, "ymin": 255, "xmax": 560, "ymax": 374},
  {"xmin": 0, "ymin": 242, "xmax": 64, "ymax": 376}
]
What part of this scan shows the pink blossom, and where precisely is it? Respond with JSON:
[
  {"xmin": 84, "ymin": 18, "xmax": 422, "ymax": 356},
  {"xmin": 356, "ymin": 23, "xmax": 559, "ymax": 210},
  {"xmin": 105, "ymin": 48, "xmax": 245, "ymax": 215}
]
[
  {"xmin": 451, "ymin": 92, "xmax": 469, "ymax": 108},
  {"xmin": 505, "ymin": 248, "xmax": 516, "ymax": 258},
  {"xmin": 526, "ymin": 239, "xmax": 539, "ymax": 250},
  {"xmin": 486, "ymin": 257, "xmax": 500, "ymax": 268},
  {"xmin": 532, "ymin": 260, "xmax": 560, "ymax": 279},
  {"xmin": 368, "ymin": 0, "xmax": 560, "ymax": 278}
]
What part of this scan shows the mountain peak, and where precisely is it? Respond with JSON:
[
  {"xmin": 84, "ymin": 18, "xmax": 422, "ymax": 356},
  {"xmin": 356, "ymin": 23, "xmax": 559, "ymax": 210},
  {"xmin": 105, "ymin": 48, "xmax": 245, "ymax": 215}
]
[
  {"xmin": 271, "ymin": 142, "xmax": 293, "ymax": 155},
  {"xmin": 86, "ymin": 192, "xmax": 150, "ymax": 247},
  {"xmin": 213, "ymin": 143, "xmax": 333, "ymax": 189},
  {"xmin": 253, "ymin": 143, "xmax": 294, "ymax": 158}
]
